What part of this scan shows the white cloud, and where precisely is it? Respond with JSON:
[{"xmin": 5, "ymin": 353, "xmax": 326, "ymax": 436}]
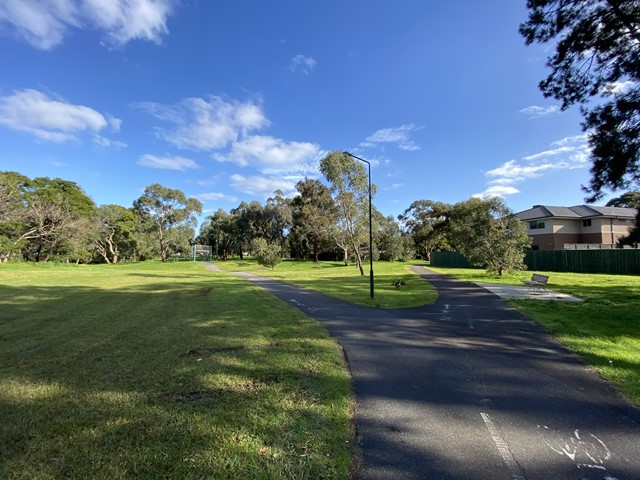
[
  {"xmin": 523, "ymin": 135, "xmax": 590, "ymax": 167},
  {"xmin": 472, "ymin": 185, "xmax": 521, "ymax": 198},
  {"xmin": 230, "ymin": 174, "xmax": 297, "ymax": 198},
  {"xmin": 106, "ymin": 114, "xmax": 122, "ymax": 132},
  {"xmin": 485, "ymin": 160, "xmax": 557, "ymax": 183},
  {"xmin": 214, "ymin": 135, "xmax": 320, "ymax": 167},
  {"xmin": 290, "ymin": 54, "xmax": 317, "ymax": 74},
  {"xmin": 522, "ymin": 146, "xmax": 574, "ymax": 162},
  {"xmin": 607, "ymin": 80, "xmax": 636, "ymax": 94},
  {"xmin": 138, "ymin": 154, "xmax": 199, "ymax": 171},
  {"xmin": 196, "ymin": 192, "xmax": 238, "ymax": 202},
  {"xmin": 84, "ymin": 0, "xmax": 174, "ymax": 47},
  {"xmin": 0, "ymin": 0, "xmax": 175, "ymax": 50},
  {"xmin": 361, "ymin": 124, "xmax": 422, "ymax": 151},
  {"xmin": 519, "ymin": 105, "xmax": 560, "ymax": 118},
  {"xmin": 134, "ymin": 96, "xmax": 269, "ymax": 151},
  {"xmin": 93, "ymin": 134, "xmax": 127, "ymax": 148},
  {"xmin": 260, "ymin": 158, "xmax": 321, "ymax": 178},
  {"xmin": 477, "ymin": 133, "xmax": 592, "ymax": 197},
  {"xmin": 0, "ymin": 89, "xmax": 121, "ymax": 143},
  {"xmin": 550, "ymin": 133, "xmax": 588, "ymax": 147}
]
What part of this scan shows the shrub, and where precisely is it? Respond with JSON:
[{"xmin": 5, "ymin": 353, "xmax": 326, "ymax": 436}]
[{"xmin": 250, "ymin": 238, "xmax": 282, "ymax": 269}]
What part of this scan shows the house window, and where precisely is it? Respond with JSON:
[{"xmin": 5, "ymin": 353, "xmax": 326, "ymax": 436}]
[
  {"xmin": 582, "ymin": 219, "xmax": 592, "ymax": 227},
  {"xmin": 529, "ymin": 220, "xmax": 545, "ymax": 230}
]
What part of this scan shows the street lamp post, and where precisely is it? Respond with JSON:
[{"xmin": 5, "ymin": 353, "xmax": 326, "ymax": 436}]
[{"xmin": 342, "ymin": 151, "xmax": 374, "ymax": 300}]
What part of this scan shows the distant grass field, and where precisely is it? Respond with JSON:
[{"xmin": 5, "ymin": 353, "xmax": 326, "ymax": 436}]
[
  {"xmin": 215, "ymin": 259, "xmax": 437, "ymax": 308},
  {"xmin": 428, "ymin": 267, "xmax": 640, "ymax": 406},
  {"xmin": 0, "ymin": 262, "xmax": 354, "ymax": 479}
]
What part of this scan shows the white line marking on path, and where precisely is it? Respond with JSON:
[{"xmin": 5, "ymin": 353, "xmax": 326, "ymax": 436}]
[{"xmin": 481, "ymin": 413, "xmax": 526, "ymax": 480}]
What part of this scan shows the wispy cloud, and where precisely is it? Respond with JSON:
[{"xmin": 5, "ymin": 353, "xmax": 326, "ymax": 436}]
[
  {"xmin": 485, "ymin": 160, "xmax": 556, "ymax": 183},
  {"xmin": 0, "ymin": 89, "xmax": 122, "ymax": 144},
  {"xmin": 607, "ymin": 80, "xmax": 636, "ymax": 94},
  {"xmin": 230, "ymin": 174, "xmax": 297, "ymax": 198},
  {"xmin": 93, "ymin": 134, "xmax": 127, "ymax": 148},
  {"xmin": 361, "ymin": 124, "xmax": 422, "ymax": 151},
  {"xmin": 0, "ymin": 0, "xmax": 176, "ymax": 50},
  {"xmin": 290, "ymin": 54, "xmax": 316, "ymax": 75},
  {"xmin": 550, "ymin": 133, "xmax": 588, "ymax": 147},
  {"xmin": 134, "ymin": 96, "xmax": 269, "ymax": 151},
  {"xmin": 519, "ymin": 105, "xmax": 560, "ymax": 119},
  {"xmin": 472, "ymin": 185, "xmax": 521, "ymax": 198},
  {"xmin": 137, "ymin": 154, "xmax": 199, "ymax": 171},
  {"xmin": 214, "ymin": 135, "xmax": 320, "ymax": 168},
  {"xmin": 474, "ymin": 134, "xmax": 591, "ymax": 198},
  {"xmin": 196, "ymin": 192, "xmax": 238, "ymax": 203}
]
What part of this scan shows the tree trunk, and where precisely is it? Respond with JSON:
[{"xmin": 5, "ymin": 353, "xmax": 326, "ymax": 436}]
[
  {"xmin": 342, "ymin": 246, "xmax": 348, "ymax": 266},
  {"xmin": 351, "ymin": 240, "xmax": 364, "ymax": 275},
  {"xmin": 313, "ymin": 241, "xmax": 320, "ymax": 263}
]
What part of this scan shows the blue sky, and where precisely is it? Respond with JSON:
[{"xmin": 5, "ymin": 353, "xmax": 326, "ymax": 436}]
[{"xmin": 0, "ymin": 1, "xmax": 611, "ymax": 221}]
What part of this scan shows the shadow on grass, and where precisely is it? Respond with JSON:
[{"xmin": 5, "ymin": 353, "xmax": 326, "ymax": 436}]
[
  {"xmin": 3, "ymin": 266, "xmax": 639, "ymax": 479},
  {"xmin": 0, "ymin": 275, "xmax": 353, "ymax": 479}
]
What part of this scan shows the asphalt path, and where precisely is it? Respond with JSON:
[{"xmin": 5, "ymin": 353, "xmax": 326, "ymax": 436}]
[{"xmin": 221, "ymin": 265, "xmax": 640, "ymax": 480}]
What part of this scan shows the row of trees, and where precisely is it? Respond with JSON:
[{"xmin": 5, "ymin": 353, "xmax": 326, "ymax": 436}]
[
  {"xmin": 0, "ymin": 172, "xmax": 202, "ymax": 264},
  {"xmin": 196, "ymin": 151, "xmax": 532, "ymax": 275},
  {"xmin": 0, "ymin": 151, "xmax": 535, "ymax": 274}
]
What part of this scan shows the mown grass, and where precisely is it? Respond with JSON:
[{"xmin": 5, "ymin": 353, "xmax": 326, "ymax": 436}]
[
  {"xmin": 0, "ymin": 262, "xmax": 354, "ymax": 479},
  {"xmin": 428, "ymin": 266, "xmax": 640, "ymax": 406},
  {"xmin": 215, "ymin": 259, "xmax": 437, "ymax": 308}
]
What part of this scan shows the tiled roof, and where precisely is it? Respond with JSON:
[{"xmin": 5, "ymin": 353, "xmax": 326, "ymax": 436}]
[{"xmin": 516, "ymin": 205, "xmax": 637, "ymax": 220}]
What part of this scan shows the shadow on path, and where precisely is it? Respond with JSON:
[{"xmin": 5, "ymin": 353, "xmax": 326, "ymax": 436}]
[{"xmin": 207, "ymin": 264, "xmax": 640, "ymax": 480}]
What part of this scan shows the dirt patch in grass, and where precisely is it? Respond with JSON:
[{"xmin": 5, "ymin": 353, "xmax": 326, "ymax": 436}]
[
  {"xmin": 179, "ymin": 343, "xmax": 273, "ymax": 357},
  {"xmin": 147, "ymin": 382, "xmax": 266, "ymax": 405}
]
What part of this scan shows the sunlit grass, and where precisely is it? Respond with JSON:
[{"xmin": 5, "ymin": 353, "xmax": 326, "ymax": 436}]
[
  {"xmin": 0, "ymin": 261, "xmax": 355, "ymax": 479},
  {"xmin": 215, "ymin": 258, "xmax": 437, "ymax": 308},
  {"xmin": 428, "ymin": 266, "xmax": 640, "ymax": 405}
]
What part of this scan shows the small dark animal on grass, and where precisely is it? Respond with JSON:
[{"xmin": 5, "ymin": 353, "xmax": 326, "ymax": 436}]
[{"xmin": 392, "ymin": 279, "xmax": 406, "ymax": 289}]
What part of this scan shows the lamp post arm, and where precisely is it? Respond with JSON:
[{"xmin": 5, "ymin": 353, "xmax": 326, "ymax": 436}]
[{"xmin": 342, "ymin": 151, "xmax": 374, "ymax": 300}]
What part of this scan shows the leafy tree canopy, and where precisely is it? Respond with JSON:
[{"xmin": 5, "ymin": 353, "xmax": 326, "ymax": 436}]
[
  {"xmin": 134, "ymin": 184, "xmax": 202, "ymax": 262},
  {"xmin": 520, "ymin": 0, "xmax": 640, "ymax": 200},
  {"xmin": 319, "ymin": 151, "xmax": 376, "ymax": 274},
  {"xmin": 290, "ymin": 178, "xmax": 336, "ymax": 262},
  {"xmin": 605, "ymin": 191, "xmax": 640, "ymax": 208},
  {"xmin": 398, "ymin": 200, "xmax": 451, "ymax": 260},
  {"xmin": 449, "ymin": 197, "xmax": 531, "ymax": 275}
]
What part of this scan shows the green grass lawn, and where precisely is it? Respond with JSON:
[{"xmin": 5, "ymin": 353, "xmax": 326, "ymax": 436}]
[
  {"xmin": 428, "ymin": 267, "xmax": 640, "ymax": 406},
  {"xmin": 0, "ymin": 262, "xmax": 354, "ymax": 479},
  {"xmin": 215, "ymin": 259, "xmax": 437, "ymax": 308}
]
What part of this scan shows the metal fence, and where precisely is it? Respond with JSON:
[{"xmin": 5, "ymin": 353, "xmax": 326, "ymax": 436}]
[{"xmin": 430, "ymin": 250, "xmax": 640, "ymax": 274}]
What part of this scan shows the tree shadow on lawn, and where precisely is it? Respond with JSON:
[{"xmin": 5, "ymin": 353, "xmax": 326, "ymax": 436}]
[
  {"xmin": 259, "ymin": 272, "xmax": 438, "ymax": 308},
  {"xmin": 0, "ymin": 278, "xmax": 353, "ymax": 479}
]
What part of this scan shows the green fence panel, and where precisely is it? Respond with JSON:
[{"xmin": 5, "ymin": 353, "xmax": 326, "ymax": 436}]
[
  {"xmin": 432, "ymin": 250, "xmax": 640, "ymax": 274},
  {"xmin": 430, "ymin": 251, "xmax": 470, "ymax": 268},
  {"xmin": 524, "ymin": 250, "xmax": 640, "ymax": 274}
]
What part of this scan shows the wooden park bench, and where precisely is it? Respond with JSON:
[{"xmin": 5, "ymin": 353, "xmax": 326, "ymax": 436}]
[{"xmin": 521, "ymin": 274, "xmax": 549, "ymax": 293}]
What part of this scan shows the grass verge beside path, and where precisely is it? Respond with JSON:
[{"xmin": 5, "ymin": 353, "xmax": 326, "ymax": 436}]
[
  {"xmin": 428, "ymin": 266, "xmax": 640, "ymax": 407},
  {"xmin": 215, "ymin": 259, "xmax": 437, "ymax": 308},
  {"xmin": 0, "ymin": 262, "xmax": 354, "ymax": 480}
]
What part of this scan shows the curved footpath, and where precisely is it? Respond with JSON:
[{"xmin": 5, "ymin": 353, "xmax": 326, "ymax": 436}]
[{"xmin": 209, "ymin": 264, "xmax": 640, "ymax": 480}]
